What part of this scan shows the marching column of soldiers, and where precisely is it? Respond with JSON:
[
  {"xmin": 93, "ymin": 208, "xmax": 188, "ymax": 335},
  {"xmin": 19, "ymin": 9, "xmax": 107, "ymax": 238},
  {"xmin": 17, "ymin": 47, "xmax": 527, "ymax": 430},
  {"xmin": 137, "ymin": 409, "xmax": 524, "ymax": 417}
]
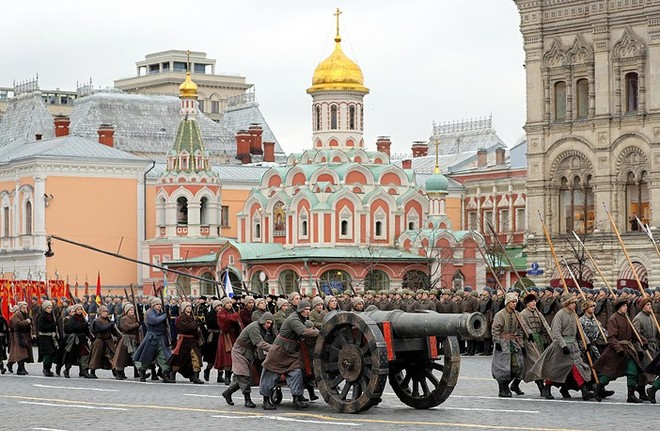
[{"xmin": 0, "ymin": 284, "xmax": 659, "ymax": 409}]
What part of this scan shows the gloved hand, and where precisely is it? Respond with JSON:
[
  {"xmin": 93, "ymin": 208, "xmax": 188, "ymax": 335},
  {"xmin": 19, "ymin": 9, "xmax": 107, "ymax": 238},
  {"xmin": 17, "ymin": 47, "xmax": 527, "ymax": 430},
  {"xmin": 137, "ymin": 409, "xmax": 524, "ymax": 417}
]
[
  {"xmin": 527, "ymin": 334, "xmax": 534, "ymax": 342},
  {"xmin": 617, "ymin": 350, "xmax": 625, "ymax": 358},
  {"xmin": 562, "ymin": 346, "xmax": 570, "ymax": 355},
  {"xmin": 495, "ymin": 343, "xmax": 502, "ymax": 352}
]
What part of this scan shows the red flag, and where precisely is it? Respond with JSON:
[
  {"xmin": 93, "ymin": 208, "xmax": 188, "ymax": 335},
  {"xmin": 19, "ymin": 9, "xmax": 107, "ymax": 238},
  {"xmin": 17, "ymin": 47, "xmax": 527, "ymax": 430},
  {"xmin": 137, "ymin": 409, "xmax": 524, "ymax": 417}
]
[
  {"xmin": 1, "ymin": 281, "xmax": 9, "ymax": 322},
  {"xmin": 74, "ymin": 282, "xmax": 78, "ymax": 299},
  {"xmin": 95, "ymin": 271, "xmax": 102, "ymax": 305},
  {"xmin": 84, "ymin": 281, "xmax": 89, "ymax": 296}
]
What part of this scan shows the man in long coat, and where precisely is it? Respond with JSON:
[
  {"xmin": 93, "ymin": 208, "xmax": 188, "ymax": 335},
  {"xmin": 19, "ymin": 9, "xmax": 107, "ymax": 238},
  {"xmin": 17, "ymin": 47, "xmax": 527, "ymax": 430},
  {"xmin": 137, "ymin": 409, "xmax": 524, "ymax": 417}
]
[
  {"xmin": 168, "ymin": 301, "xmax": 204, "ymax": 384},
  {"xmin": 113, "ymin": 304, "xmax": 140, "ymax": 380},
  {"xmin": 215, "ymin": 296, "xmax": 242, "ymax": 385},
  {"xmin": 9, "ymin": 301, "xmax": 34, "ymax": 375},
  {"xmin": 519, "ymin": 292, "xmax": 551, "ymax": 396},
  {"xmin": 36, "ymin": 300, "xmax": 59, "ymax": 377},
  {"xmin": 594, "ymin": 297, "xmax": 647, "ymax": 403},
  {"xmin": 132, "ymin": 297, "xmax": 175, "ymax": 383},
  {"xmin": 89, "ymin": 305, "xmax": 120, "ymax": 378},
  {"xmin": 529, "ymin": 294, "xmax": 595, "ymax": 400},
  {"xmin": 491, "ymin": 293, "xmax": 525, "ymax": 397},
  {"xmin": 222, "ymin": 311, "xmax": 274, "ymax": 408},
  {"xmin": 202, "ymin": 300, "xmax": 222, "ymax": 383},
  {"xmin": 259, "ymin": 300, "xmax": 319, "ymax": 410},
  {"xmin": 632, "ymin": 296, "xmax": 658, "ymax": 400}
]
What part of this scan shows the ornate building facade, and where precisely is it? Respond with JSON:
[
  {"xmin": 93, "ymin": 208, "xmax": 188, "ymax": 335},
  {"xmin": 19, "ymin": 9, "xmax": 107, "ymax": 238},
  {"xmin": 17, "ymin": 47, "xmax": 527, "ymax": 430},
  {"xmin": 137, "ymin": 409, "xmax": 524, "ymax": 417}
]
[{"xmin": 514, "ymin": 0, "xmax": 660, "ymax": 288}]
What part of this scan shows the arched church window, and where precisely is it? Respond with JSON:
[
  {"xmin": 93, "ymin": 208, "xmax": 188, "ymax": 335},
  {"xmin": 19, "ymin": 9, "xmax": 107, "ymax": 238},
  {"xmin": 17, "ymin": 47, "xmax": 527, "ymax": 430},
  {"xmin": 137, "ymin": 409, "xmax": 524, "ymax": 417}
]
[
  {"xmin": 375, "ymin": 220, "xmax": 383, "ymax": 238},
  {"xmin": 625, "ymin": 72, "xmax": 639, "ymax": 113},
  {"xmin": 554, "ymin": 81, "xmax": 567, "ymax": 121},
  {"xmin": 330, "ymin": 105, "xmax": 338, "ymax": 130},
  {"xmin": 349, "ymin": 105, "xmax": 356, "ymax": 130},
  {"xmin": 255, "ymin": 222, "xmax": 261, "ymax": 239},
  {"xmin": 626, "ymin": 170, "xmax": 649, "ymax": 231},
  {"xmin": 576, "ymin": 79, "xmax": 589, "ymax": 119},
  {"xmin": 365, "ymin": 270, "xmax": 390, "ymax": 291},
  {"xmin": 341, "ymin": 220, "xmax": 349, "ymax": 236},
  {"xmin": 200, "ymin": 197, "xmax": 209, "ymax": 225},
  {"xmin": 315, "ymin": 105, "xmax": 321, "ymax": 130},
  {"xmin": 25, "ymin": 201, "xmax": 32, "ymax": 235},
  {"xmin": 200, "ymin": 271, "xmax": 215, "ymax": 296},
  {"xmin": 176, "ymin": 274, "xmax": 191, "ymax": 297},
  {"xmin": 157, "ymin": 197, "xmax": 166, "ymax": 227},
  {"xmin": 278, "ymin": 270, "xmax": 300, "ymax": 295},
  {"xmin": 319, "ymin": 269, "xmax": 352, "ymax": 295},
  {"xmin": 559, "ymin": 175, "xmax": 594, "ymax": 234},
  {"xmin": 402, "ymin": 270, "xmax": 430, "ymax": 291},
  {"xmin": 177, "ymin": 197, "xmax": 188, "ymax": 225},
  {"xmin": 452, "ymin": 271, "xmax": 465, "ymax": 291}
]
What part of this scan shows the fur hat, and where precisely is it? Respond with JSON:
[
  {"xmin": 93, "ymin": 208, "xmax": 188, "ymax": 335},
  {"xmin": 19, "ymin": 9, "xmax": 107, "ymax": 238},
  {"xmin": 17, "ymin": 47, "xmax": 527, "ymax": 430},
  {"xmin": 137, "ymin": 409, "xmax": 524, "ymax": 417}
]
[
  {"xmin": 99, "ymin": 305, "xmax": 108, "ymax": 313},
  {"xmin": 71, "ymin": 303, "xmax": 83, "ymax": 312},
  {"xmin": 638, "ymin": 297, "xmax": 652, "ymax": 309},
  {"xmin": 276, "ymin": 298, "xmax": 289, "ymax": 310},
  {"xmin": 505, "ymin": 293, "xmax": 518, "ymax": 304},
  {"xmin": 287, "ymin": 292, "xmax": 301, "ymax": 302},
  {"xmin": 351, "ymin": 297, "xmax": 365, "ymax": 308},
  {"xmin": 561, "ymin": 294, "xmax": 578, "ymax": 307},
  {"xmin": 123, "ymin": 303, "xmax": 134, "ymax": 314},
  {"xmin": 311, "ymin": 297, "xmax": 324, "ymax": 308},
  {"xmin": 244, "ymin": 296, "xmax": 255, "ymax": 304},
  {"xmin": 255, "ymin": 297, "xmax": 266, "ymax": 308},
  {"xmin": 297, "ymin": 299, "xmax": 311, "ymax": 312},
  {"xmin": 614, "ymin": 297, "xmax": 629, "ymax": 310},
  {"xmin": 324, "ymin": 295, "xmax": 336, "ymax": 306},
  {"xmin": 523, "ymin": 293, "xmax": 537, "ymax": 305},
  {"xmin": 581, "ymin": 299, "xmax": 596, "ymax": 309},
  {"xmin": 41, "ymin": 300, "xmax": 53, "ymax": 310},
  {"xmin": 150, "ymin": 297, "xmax": 162, "ymax": 306},
  {"xmin": 181, "ymin": 302, "xmax": 192, "ymax": 312},
  {"xmin": 221, "ymin": 297, "xmax": 233, "ymax": 307},
  {"xmin": 17, "ymin": 301, "xmax": 28, "ymax": 309},
  {"xmin": 212, "ymin": 300, "xmax": 222, "ymax": 309}
]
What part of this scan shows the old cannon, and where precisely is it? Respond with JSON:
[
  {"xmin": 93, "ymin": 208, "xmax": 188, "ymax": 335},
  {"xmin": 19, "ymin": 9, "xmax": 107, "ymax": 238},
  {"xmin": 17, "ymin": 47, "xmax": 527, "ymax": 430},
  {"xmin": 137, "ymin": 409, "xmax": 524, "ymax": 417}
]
[{"xmin": 310, "ymin": 308, "xmax": 486, "ymax": 413}]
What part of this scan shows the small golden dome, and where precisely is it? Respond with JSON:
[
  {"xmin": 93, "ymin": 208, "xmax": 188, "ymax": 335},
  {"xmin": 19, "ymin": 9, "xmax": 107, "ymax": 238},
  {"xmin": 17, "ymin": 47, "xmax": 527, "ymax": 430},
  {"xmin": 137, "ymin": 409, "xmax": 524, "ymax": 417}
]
[
  {"xmin": 307, "ymin": 36, "xmax": 369, "ymax": 94},
  {"xmin": 179, "ymin": 72, "xmax": 198, "ymax": 98}
]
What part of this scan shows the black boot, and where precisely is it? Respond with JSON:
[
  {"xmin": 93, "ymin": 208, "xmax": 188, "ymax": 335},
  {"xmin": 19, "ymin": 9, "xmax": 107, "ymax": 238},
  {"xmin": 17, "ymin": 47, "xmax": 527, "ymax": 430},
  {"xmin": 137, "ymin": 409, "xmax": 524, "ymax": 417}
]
[
  {"xmin": 133, "ymin": 367, "xmax": 140, "ymax": 379},
  {"xmin": 139, "ymin": 368, "xmax": 147, "ymax": 382},
  {"xmin": 191, "ymin": 371, "xmax": 204, "ymax": 384},
  {"xmin": 559, "ymin": 386, "xmax": 572, "ymax": 399},
  {"xmin": 627, "ymin": 387, "xmax": 642, "ymax": 403},
  {"xmin": 535, "ymin": 380, "xmax": 544, "ymax": 396},
  {"xmin": 63, "ymin": 366, "xmax": 70, "ymax": 379},
  {"xmin": 7, "ymin": 362, "xmax": 13, "ymax": 373},
  {"xmin": 55, "ymin": 363, "xmax": 62, "ymax": 376},
  {"xmin": 17, "ymin": 361, "xmax": 28, "ymax": 375},
  {"xmin": 0, "ymin": 362, "xmax": 5, "ymax": 375},
  {"xmin": 498, "ymin": 381, "xmax": 512, "ymax": 398},
  {"xmin": 217, "ymin": 371, "xmax": 223, "ymax": 384},
  {"xmin": 542, "ymin": 383, "xmax": 554, "ymax": 399},
  {"xmin": 162, "ymin": 370, "xmax": 176, "ymax": 383},
  {"xmin": 43, "ymin": 364, "xmax": 54, "ymax": 377},
  {"xmin": 306, "ymin": 384, "xmax": 319, "ymax": 401},
  {"xmin": 636, "ymin": 385, "xmax": 649, "ymax": 402},
  {"xmin": 292, "ymin": 395, "xmax": 309, "ymax": 410},
  {"xmin": 510, "ymin": 379, "xmax": 525, "ymax": 395},
  {"xmin": 151, "ymin": 366, "xmax": 160, "ymax": 381},
  {"xmin": 224, "ymin": 370, "xmax": 231, "ymax": 386},
  {"xmin": 580, "ymin": 384, "xmax": 594, "ymax": 401},
  {"xmin": 203, "ymin": 366, "xmax": 211, "ymax": 382},
  {"xmin": 222, "ymin": 383, "xmax": 238, "ymax": 406},
  {"xmin": 647, "ymin": 386, "xmax": 658, "ymax": 404},
  {"xmin": 263, "ymin": 395, "xmax": 276, "ymax": 410},
  {"xmin": 244, "ymin": 393, "xmax": 256, "ymax": 408},
  {"xmin": 88, "ymin": 369, "xmax": 98, "ymax": 379}
]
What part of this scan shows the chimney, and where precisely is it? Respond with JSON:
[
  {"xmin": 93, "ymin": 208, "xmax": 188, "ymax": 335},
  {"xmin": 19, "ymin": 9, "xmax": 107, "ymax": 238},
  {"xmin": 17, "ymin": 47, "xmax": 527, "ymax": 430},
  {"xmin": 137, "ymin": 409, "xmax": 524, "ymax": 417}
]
[
  {"xmin": 263, "ymin": 141, "xmax": 275, "ymax": 163},
  {"xmin": 236, "ymin": 130, "xmax": 252, "ymax": 164},
  {"xmin": 376, "ymin": 136, "xmax": 391, "ymax": 157},
  {"xmin": 477, "ymin": 148, "xmax": 487, "ymax": 168},
  {"xmin": 411, "ymin": 141, "xmax": 428, "ymax": 158},
  {"xmin": 495, "ymin": 147, "xmax": 505, "ymax": 166},
  {"xmin": 248, "ymin": 123, "xmax": 263, "ymax": 155},
  {"xmin": 401, "ymin": 159, "xmax": 412, "ymax": 169},
  {"xmin": 98, "ymin": 124, "xmax": 115, "ymax": 147},
  {"xmin": 54, "ymin": 115, "xmax": 70, "ymax": 137},
  {"xmin": 35, "ymin": 134, "xmax": 42, "ymax": 141}
]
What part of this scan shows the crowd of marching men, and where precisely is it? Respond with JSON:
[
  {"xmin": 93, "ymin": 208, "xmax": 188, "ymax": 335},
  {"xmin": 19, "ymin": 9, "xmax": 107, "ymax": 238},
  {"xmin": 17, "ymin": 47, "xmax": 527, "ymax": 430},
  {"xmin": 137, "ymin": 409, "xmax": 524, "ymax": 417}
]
[{"xmin": 0, "ymin": 285, "xmax": 658, "ymax": 409}]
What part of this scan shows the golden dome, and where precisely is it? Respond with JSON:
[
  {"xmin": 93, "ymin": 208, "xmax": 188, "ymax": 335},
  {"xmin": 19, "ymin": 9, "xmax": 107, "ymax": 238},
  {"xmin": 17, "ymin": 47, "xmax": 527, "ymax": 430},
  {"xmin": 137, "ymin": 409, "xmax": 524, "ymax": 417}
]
[
  {"xmin": 307, "ymin": 35, "xmax": 369, "ymax": 94},
  {"xmin": 179, "ymin": 72, "xmax": 198, "ymax": 98}
]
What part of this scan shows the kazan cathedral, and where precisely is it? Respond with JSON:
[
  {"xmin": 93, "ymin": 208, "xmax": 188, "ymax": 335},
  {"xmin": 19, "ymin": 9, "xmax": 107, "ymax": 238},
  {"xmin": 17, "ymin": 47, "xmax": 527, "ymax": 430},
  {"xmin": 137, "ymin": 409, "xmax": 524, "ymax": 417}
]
[{"xmin": 216, "ymin": 16, "xmax": 482, "ymax": 295}]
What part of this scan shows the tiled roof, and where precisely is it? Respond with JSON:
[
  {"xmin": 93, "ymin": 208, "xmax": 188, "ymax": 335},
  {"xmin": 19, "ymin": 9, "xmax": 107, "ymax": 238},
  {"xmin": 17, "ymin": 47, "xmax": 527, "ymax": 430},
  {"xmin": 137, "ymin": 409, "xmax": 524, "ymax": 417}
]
[{"xmin": 147, "ymin": 162, "xmax": 269, "ymax": 184}]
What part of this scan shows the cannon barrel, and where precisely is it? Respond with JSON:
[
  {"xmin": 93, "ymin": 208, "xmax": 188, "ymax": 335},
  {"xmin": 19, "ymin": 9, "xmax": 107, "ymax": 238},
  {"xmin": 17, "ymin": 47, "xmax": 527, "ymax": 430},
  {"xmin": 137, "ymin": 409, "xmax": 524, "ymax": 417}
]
[{"xmin": 362, "ymin": 309, "xmax": 486, "ymax": 339}]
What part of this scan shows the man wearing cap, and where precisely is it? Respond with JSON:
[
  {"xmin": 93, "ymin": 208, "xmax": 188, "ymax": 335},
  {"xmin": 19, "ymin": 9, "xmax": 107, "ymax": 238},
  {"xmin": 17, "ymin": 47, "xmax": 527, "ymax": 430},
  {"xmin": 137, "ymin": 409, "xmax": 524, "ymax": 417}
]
[
  {"xmin": 529, "ymin": 294, "xmax": 595, "ymax": 400},
  {"xmin": 309, "ymin": 297, "xmax": 325, "ymax": 329},
  {"xmin": 89, "ymin": 305, "xmax": 120, "ymax": 378},
  {"xmin": 462, "ymin": 289, "xmax": 480, "ymax": 356},
  {"xmin": 202, "ymin": 299, "xmax": 222, "ymax": 382},
  {"xmin": 222, "ymin": 311, "xmax": 275, "ymax": 408},
  {"xmin": 9, "ymin": 302, "xmax": 34, "ymax": 375},
  {"xmin": 633, "ymin": 296, "xmax": 658, "ymax": 400},
  {"xmin": 378, "ymin": 290, "xmax": 393, "ymax": 311},
  {"xmin": 273, "ymin": 298, "xmax": 289, "ymax": 331},
  {"xmin": 35, "ymin": 300, "xmax": 58, "ymax": 377},
  {"xmin": 260, "ymin": 299, "xmax": 319, "ymax": 410},
  {"xmin": 252, "ymin": 298, "xmax": 268, "ymax": 323},
  {"xmin": 215, "ymin": 296, "xmax": 242, "ymax": 385},
  {"xmin": 168, "ymin": 301, "xmax": 204, "ymax": 384},
  {"xmin": 114, "ymin": 304, "xmax": 140, "ymax": 380},
  {"xmin": 352, "ymin": 296, "xmax": 366, "ymax": 312},
  {"xmin": 132, "ymin": 297, "xmax": 175, "ymax": 383},
  {"xmin": 594, "ymin": 296, "xmax": 647, "ymax": 402},
  {"xmin": 479, "ymin": 288, "xmax": 494, "ymax": 356},
  {"xmin": 239, "ymin": 296, "xmax": 256, "ymax": 328},
  {"xmin": 519, "ymin": 292, "xmax": 552, "ymax": 396},
  {"xmin": 491, "ymin": 293, "xmax": 525, "ymax": 397},
  {"xmin": 579, "ymin": 299, "xmax": 606, "ymax": 362},
  {"xmin": 287, "ymin": 292, "xmax": 302, "ymax": 316},
  {"xmin": 62, "ymin": 304, "xmax": 92, "ymax": 378},
  {"xmin": 539, "ymin": 288, "xmax": 559, "ymax": 326}
]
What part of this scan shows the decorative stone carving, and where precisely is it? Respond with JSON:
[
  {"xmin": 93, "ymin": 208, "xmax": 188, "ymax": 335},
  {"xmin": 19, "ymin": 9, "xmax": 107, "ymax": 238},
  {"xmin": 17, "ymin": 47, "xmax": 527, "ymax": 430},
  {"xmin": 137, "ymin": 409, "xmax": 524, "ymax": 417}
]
[
  {"xmin": 543, "ymin": 38, "xmax": 566, "ymax": 67},
  {"xmin": 613, "ymin": 27, "xmax": 645, "ymax": 60}
]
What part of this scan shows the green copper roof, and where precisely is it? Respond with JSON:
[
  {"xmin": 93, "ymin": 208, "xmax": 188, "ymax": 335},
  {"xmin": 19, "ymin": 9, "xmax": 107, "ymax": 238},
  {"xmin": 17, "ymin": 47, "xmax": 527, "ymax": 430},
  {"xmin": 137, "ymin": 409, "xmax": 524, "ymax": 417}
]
[
  {"xmin": 169, "ymin": 118, "xmax": 209, "ymax": 173},
  {"xmin": 231, "ymin": 243, "xmax": 430, "ymax": 263},
  {"xmin": 425, "ymin": 172, "xmax": 449, "ymax": 193}
]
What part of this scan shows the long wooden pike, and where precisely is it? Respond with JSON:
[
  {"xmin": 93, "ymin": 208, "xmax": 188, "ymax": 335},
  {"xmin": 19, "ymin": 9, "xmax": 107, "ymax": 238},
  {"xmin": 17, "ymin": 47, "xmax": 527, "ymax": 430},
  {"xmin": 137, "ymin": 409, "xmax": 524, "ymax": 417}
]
[
  {"xmin": 602, "ymin": 203, "xmax": 660, "ymax": 334},
  {"xmin": 485, "ymin": 220, "xmax": 527, "ymax": 292},
  {"xmin": 572, "ymin": 231, "xmax": 654, "ymax": 362},
  {"xmin": 538, "ymin": 211, "xmax": 600, "ymax": 385}
]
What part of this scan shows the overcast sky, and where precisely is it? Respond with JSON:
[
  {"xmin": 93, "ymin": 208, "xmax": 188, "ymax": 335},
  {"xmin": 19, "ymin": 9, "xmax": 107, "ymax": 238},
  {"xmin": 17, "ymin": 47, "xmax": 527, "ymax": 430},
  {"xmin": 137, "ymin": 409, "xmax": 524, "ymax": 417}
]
[{"xmin": 1, "ymin": 0, "xmax": 526, "ymax": 155}]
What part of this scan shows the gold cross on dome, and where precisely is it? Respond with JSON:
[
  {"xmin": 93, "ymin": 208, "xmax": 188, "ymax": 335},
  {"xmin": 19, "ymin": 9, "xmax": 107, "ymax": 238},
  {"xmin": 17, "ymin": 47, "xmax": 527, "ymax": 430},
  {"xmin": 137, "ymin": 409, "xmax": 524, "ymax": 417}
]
[
  {"xmin": 435, "ymin": 139, "xmax": 440, "ymax": 174},
  {"xmin": 186, "ymin": 50, "xmax": 191, "ymax": 73},
  {"xmin": 334, "ymin": 8, "xmax": 342, "ymax": 39}
]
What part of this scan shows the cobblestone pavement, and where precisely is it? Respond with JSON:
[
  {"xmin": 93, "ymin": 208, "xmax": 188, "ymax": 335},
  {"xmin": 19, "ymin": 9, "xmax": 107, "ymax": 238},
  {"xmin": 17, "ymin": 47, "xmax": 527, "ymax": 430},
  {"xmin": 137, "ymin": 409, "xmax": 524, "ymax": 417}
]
[{"xmin": 0, "ymin": 354, "xmax": 656, "ymax": 431}]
